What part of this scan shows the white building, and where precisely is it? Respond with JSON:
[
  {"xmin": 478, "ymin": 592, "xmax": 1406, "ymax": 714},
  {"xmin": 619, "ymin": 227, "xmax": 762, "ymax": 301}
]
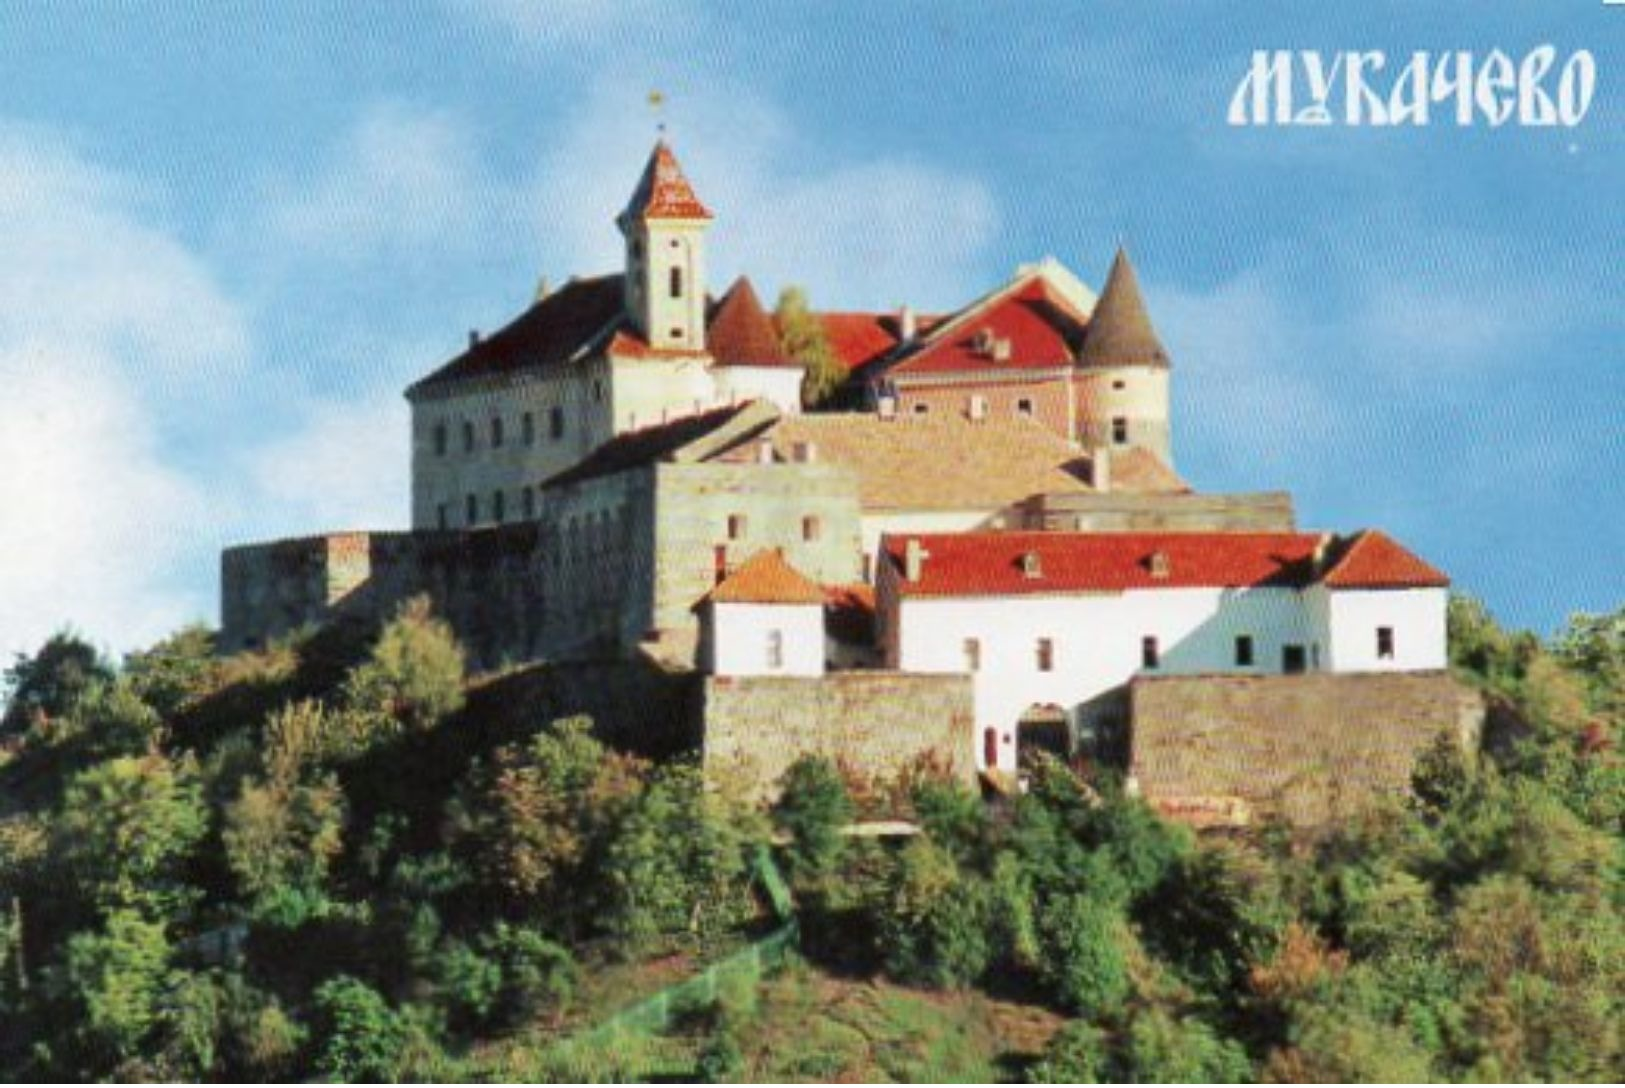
[
  {"xmin": 874, "ymin": 529, "xmax": 1449, "ymax": 772},
  {"xmin": 700, "ymin": 549, "xmax": 828, "ymax": 678}
]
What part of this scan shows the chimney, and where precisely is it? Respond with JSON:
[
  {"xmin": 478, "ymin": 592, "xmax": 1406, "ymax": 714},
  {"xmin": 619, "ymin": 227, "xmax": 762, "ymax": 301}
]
[
  {"xmin": 1148, "ymin": 550, "xmax": 1171, "ymax": 580},
  {"xmin": 468, "ymin": 329, "xmax": 481, "ymax": 349},
  {"xmin": 534, "ymin": 275, "xmax": 551, "ymax": 302},
  {"xmin": 898, "ymin": 304, "xmax": 917, "ymax": 343},
  {"xmin": 1312, "ymin": 532, "xmax": 1335, "ymax": 576},
  {"xmin": 904, "ymin": 538, "xmax": 928, "ymax": 583},
  {"xmin": 1091, "ymin": 446, "xmax": 1112, "ymax": 491},
  {"xmin": 878, "ymin": 395, "xmax": 899, "ymax": 421},
  {"xmin": 1021, "ymin": 550, "xmax": 1043, "ymax": 579}
]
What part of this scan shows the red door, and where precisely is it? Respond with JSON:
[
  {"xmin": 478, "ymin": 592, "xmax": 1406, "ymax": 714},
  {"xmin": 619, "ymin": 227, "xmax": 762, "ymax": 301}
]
[{"xmin": 983, "ymin": 727, "xmax": 999, "ymax": 769}]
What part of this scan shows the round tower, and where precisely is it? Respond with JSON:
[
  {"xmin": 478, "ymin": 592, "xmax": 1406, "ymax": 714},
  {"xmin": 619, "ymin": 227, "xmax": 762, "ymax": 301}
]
[
  {"xmin": 616, "ymin": 140, "xmax": 712, "ymax": 352},
  {"xmin": 1074, "ymin": 246, "xmax": 1173, "ymax": 471}
]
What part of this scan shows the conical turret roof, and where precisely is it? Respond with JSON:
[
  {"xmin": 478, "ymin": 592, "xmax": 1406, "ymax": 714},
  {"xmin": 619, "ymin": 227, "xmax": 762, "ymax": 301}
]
[
  {"xmin": 1079, "ymin": 247, "xmax": 1169, "ymax": 369},
  {"xmin": 618, "ymin": 140, "xmax": 712, "ymax": 227}
]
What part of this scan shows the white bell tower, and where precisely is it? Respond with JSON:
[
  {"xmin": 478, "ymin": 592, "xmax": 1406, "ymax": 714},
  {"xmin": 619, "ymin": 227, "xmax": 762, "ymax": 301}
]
[{"xmin": 617, "ymin": 140, "xmax": 712, "ymax": 352}]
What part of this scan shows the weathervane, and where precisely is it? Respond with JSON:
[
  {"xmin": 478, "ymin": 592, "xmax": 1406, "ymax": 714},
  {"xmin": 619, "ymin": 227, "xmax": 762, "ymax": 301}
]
[{"xmin": 648, "ymin": 89, "xmax": 667, "ymax": 136}]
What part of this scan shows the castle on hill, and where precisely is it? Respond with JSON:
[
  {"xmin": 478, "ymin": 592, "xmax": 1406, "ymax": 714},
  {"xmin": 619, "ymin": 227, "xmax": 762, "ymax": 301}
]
[{"xmin": 223, "ymin": 140, "xmax": 1474, "ymax": 823}]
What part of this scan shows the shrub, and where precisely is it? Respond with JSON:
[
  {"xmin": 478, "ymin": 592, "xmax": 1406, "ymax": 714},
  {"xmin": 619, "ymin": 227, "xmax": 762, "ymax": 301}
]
[
  {"xmin": 309, "ymin": 975, "xmax": 407, "ymax": 1083},
  {"xmin": 773, "ymin": 756, "xmax": 852, "ymax": 884}
]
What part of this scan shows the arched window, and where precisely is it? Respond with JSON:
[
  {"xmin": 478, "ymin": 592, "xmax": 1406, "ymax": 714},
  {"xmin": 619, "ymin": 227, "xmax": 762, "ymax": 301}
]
[{"xmin": 669, "ymin": 265, "xmax": 683, "ymax": 299}]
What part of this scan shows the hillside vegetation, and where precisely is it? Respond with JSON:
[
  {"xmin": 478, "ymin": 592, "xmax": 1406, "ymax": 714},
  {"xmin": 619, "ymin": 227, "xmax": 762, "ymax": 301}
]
[{"xmin": 0, "ymin": 595, "xmax": 1619, "ymax": 1082}]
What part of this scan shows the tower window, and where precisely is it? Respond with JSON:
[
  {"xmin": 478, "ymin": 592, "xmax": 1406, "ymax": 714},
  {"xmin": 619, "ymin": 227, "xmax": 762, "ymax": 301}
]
[
  {"xmin": 670, "ymin": 266, "xmax": 683, "ymax": 299},
  {"xmin": 462, "ymin": 421, "xmax": 475, "ymax": 453},
  {"xmin": 1377, "ymin": 626, "xmax": 1395, "ymax": 659},
  {"xmin": 433, "ymin": 422, "xmax": 447, "ymax": 456},
  {"xmin": 1235, "ymin": 635, "xmax": 1255, "ymax": 667},
  {"xmin": 1111, "ymin": 416, "xmax": 1129, "ymax": 444},
  {"xmin": 492, "ymin": 490, "xmax": 505, "ymax": 524},
  {"xmin": 802, "ymin": 515, "xmax": 822, "ymax": 542},
  {"xmin": 1142, "ymin": 636, "xmax": 1160, "ymax": 669},
  {"xmin": 549, "ymin": 406, "xmax": 565, "ymax": 439},
  {"xmin": 491, "ymin": 417, "xmax": 504, "ymax": 448},
  {"xmin": 522, "ymin": 412, "xmax": 535, "ymax": 445},
  {"xmin": 1112, "ymin": 379, "xmax": 1126, "ymax": 391},
  {"xmin": 669, "ymin": 327, "xmax": 683, "ymax": 340},
  {"xmin": 963, "ymin": 637, "xmax": 981, "ymax": 673},
  {"xmin": 727, "ymin": 514, "xmax": 747, "ymax": 541},
  {"xmin": 1036, "ymin": 637, "xmax": 1054, "ymax": 672},
  {"xmin": 465, "ymin": 493, "xmax": 478, "ymax": 526}
]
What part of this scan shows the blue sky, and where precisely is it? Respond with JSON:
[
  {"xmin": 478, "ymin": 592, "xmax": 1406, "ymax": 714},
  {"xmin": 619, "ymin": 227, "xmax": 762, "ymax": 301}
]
[{"xmin": 0, "ymin": 0, "xmax": 1619, "ymax": 661}]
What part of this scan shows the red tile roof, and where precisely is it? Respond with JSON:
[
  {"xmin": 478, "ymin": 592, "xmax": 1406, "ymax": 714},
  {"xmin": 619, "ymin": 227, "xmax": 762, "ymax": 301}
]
[
  {"xmin": 620, "ymin": 141, "xmax": 712, "ymax": 223},
  {"xmin": 883, "ymin": 277, "xmax": 1087, "ymax": 378},
  {"xmin": 1323, "ymin": 530, "xmax": 1449, "ymax": 589},
  {"xmin": 818, "ymin": 313, "xmax": 900, "ymax": 372},
  {"xmin": 407, "ymin": 275, "xmax": 623, "ymax": 396},
  {"xmin": 708, "ymin": 549, "xmax": 825, "ymax": 605},
  {"xmin": 708, "ymin": 277, "xmax": 796, "ymax": 368},
  {"xmin": 881, "ymin": 530, "xmax": 1447, "ymax": 598}
]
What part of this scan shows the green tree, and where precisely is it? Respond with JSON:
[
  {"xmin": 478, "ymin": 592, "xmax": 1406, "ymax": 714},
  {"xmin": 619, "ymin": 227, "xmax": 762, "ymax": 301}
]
[
  {"xmin": 309, "ymin": 975, "xmax": 407, "ymax": 1083},
  {"xmin": 49, "ymin": 910, "xmax": 172, "ymax": 1075},
  {"xmin": 1025, "ymin": 1020, "xmax": 1108, "ymax": 1083},
  {"xmin": 342, "ymin": 595, "xmax": 465, "ymax": 736},
  {"xmin": 776, "ymin": 286, "xmax": 846, "ymax": 409},
  {"xmin": 1, "ymin": 631, "xmax": 111, "ymax": 734},
  {"xmin": 222, "ymin": 774, "xmax": 346, "ymax": 909},
  {"xmin": 879, "ymin": 837, "xmax": 993, "ymax": 988},
  {"xmin": 1114, "ymin": 1008, "xmax": 1251, "ymax": 1084},
  {"xmin": 54, "ymin": 753, "xmax": 207, "ymax": 920},
  {"xmin": 123, "ymin": 625, "xmax": 217, "ymax": 722},
  {"xmin": 773, "ymin": 756, "xmax": 852, "ymax": 884},
  {"xmin": 1038, "ymin": 892, "xmax": 1131, "ymax": 1015}
]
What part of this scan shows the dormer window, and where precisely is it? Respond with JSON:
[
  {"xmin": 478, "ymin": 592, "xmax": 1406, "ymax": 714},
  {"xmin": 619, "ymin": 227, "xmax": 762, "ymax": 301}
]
[{"xmin": 1021, "ymin": 551, "xmax": 1043, "ymax": 579}]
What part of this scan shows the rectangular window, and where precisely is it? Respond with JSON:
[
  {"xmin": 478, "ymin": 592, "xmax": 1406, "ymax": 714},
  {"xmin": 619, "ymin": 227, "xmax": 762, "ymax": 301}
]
[
  {"xmin": 1235, "ymin": 635, "xmax": 1254, "ymax": 667},
  {"xmin": 522, "ymin": 412, "xmax": 535, "ymax": 446},
  {"xmin": 433, "ymin": 422, "xmax": 448, "ymax": 457},
  {"xmin": 802, "ymin": 515, "xmax": 821, "ymax": 542},
  {"xmin": 912, "ymin": 402, "xmax": 929, "ymax": 415},
  {"xmin": 670, "ymin": 266, "xmax": 683, "ymax": 299},
  {"xmin": 963, "ymin": 638, "xmax": 981, "ymax": 673},
  {"xmin": 1142, "ymin": 636, "xmax": 1160, "ymax": 669},
  {"xmin": 465, "ymin": 493, "xmax": 478, "ymax": 526},
  {"xmin": 727, "ymin": 514, "xmax": 747, "ymax": 541},
  {"xmin": 1111, "ymin": 416, "xmax": 1129, "ymax": 444},
  {"xmin": 522, "ymin": 486, "xmax": 536, "ymax": 519},
  {"xmin": 1377, "ymin": 626, "xmax": 1395, "ymax": 660},
  {"xmin": 462, "ymin": 420, "xmax": 475, "ymax": 453},
  {"xmin": 549, "ymin": 406, "xmax": 565, "ymax": 440},
  {"xmin": 492, "ymin": 490, "xmax": 505, "ymax": 524},
  {"xmin": 1283, "ymin": 645, "xmax": 1307, "ymax": 674},
  {"xmin": 1037, "ymin": 637, "xmax": 1054, "ymax": 672},
  {"xmin": 1016, "ymin": 397, "xmax": 1034, "ymax": 415},
  {"xmin": 766, "ymin": 629, "xmax": 784, "ymax": 669},
  {"xmin": 491, "ymin": 417, "xmax": 504, "ymax": 448}
]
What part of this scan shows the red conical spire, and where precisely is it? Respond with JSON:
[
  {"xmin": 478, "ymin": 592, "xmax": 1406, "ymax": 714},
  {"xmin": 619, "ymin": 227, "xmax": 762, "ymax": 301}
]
[{"xmin": 619, "ymin": 140, "xmax": 712, "ymax": 227}]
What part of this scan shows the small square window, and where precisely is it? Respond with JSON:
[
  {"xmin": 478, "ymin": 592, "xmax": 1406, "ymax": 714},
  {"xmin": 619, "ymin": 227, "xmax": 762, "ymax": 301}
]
[
  {"xmin": 1016, "ymin": 398, "xmax": 1034, "ymax": 415},
  {"xmin": 1235, "ymin": 635, "xmax": 1254, "ymax": 667},
  {"xmin": 1111, "ymin": 416, "xmax": 1129, "ymax": 444},
  {"xmin": 802, "ymin": 515, "xmax": 822, "ymax": 542},
  {"xmin": 669, "ymin": 326, "xmax": 683, "ymax": 339},
  {"xmin": 1141, "ymin": 636, "xmax": 1160, "ymax": 669},
  {"xmin": 550, "ymin": 406, "xmax": 565, "ymax": 440},
  {"xmin": 491, "ymin": 417, "xmax": 504, "ymax": 448},
  {"xmin": 1283, "ymin": 645, "xmax": 1307, "ymax": 674},
  {"xmin": 1036, "ymin": 637, "xmax": 1054, "ymax": 672},
  {"xmin": 522, "ymin": 412, "xmax": 535, "ymax": 445},
  {"xmin": 1377, "ymin": 626, "xmax": 1395, "ymax": 660},
  {"xmin": 727, "ymin": 514, "xmax": 747, "ymax": 541},
  {"xmin": 492, "ymin": 490, "xmax": 505, "ymax": 524},
  {"xmin": 963, "ymin": 638, "xmax": 981, "ymax": 672},
  {"xmin": 1112, "ymin": 379, "xmax": 1126, "ymax": 391},
  {"xmin": 462, "ymin": 421, "xmax": 476, "ymax": 453},
  {"xmin": 912, "ymin": 402, "xmax": 929, "ymax": 415}
]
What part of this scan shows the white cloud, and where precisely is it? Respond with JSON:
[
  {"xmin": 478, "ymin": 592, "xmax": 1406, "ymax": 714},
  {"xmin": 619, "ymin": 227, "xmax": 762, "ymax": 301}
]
[
  {"xmin": 448, "ymin": 0, "xmax": 702, "ymax": 48},
  {"xmin": 0, "ymin": 129, "xmax": 247, "ymax": 661},
  {"xmin": 264, "ymin": 103, "xmax": 488, "ymax": 263},
  {"xmin": 244, "ymin": 389, "xmax": 409, "ymax": 536}
]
